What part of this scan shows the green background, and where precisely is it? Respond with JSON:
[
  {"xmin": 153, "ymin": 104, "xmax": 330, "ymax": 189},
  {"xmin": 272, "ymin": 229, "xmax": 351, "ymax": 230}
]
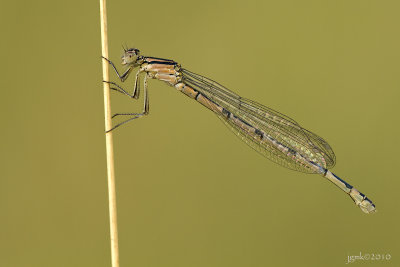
[{"xmin": 1, "ymin": 0, "xmax": 399, "ymax": 266}]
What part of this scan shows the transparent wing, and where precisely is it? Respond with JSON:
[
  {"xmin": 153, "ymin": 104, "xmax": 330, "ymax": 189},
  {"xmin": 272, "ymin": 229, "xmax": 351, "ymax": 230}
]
[{"xmin": 181, "ymin": 68, "xmax": 336, "ymax": 173}]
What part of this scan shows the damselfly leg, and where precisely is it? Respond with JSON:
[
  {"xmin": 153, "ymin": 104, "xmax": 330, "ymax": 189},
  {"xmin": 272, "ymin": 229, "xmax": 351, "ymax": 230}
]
[
  {"xmin": 102, "ymin": 56, "xmax": 133, "ymax": 82},
  {"xmin": 102, "ymin": 57, "xmax": 150, "ymax": 132},
  {"xmin": 102, "ymin": 56, "xmax": 140, "ymax": 98}
]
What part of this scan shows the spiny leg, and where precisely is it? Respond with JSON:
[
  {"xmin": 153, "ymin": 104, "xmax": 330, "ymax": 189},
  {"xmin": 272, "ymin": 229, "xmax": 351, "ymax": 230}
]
[
  {"xmin": 106, "ymin": 74, "xmax": 150, "ymax": 132},
  {"xmin": 143, "ymin": 73, "xmax": 149, "ymax": 114},
  {"xmin": 103, "ymin": 69, "xmax": 142, "ymax": 99},
  {"xmin": 106, "ymin": 114, "xmax": 143, "ymax": 133},
  {"xmin": 133, "ymin": 69, "xmax": 141, "ymax": 99},
  {"xmin": 101, "ymin": 56, "xmax": 133, "ymax": 82}
]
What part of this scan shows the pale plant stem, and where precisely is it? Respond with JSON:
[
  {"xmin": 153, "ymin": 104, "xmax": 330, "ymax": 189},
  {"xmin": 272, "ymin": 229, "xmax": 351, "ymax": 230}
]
[{"xmin": 99, "ymin": 0, "xmax": 120, "ymax": 266}]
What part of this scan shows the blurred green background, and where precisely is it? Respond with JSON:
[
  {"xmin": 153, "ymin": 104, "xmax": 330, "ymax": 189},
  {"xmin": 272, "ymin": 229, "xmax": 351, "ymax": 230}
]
[{"xmin": 1, "ymin": 0, "xmax": 399, "ymax": 266}]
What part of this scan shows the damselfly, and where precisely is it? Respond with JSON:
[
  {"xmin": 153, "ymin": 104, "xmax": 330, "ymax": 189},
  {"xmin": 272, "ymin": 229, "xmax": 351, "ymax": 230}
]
[{"xmin": 102, "ymin": 48, "xmax": 376, "ymax": 214}]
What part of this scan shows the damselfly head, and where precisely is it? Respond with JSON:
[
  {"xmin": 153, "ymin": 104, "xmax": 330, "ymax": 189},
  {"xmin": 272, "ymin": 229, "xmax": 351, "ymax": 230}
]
[{"xmin": 121, "ymin": 48, "xmax": 140, "ymax": 65}]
